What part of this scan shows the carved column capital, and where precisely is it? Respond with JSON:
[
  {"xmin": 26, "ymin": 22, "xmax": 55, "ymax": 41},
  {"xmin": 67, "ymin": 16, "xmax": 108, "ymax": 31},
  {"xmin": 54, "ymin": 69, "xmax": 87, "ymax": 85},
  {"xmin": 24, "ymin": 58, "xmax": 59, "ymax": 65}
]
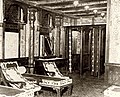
[{"xmin": 29, "ymin": 8, "xmax": 37, "ymax": 22}]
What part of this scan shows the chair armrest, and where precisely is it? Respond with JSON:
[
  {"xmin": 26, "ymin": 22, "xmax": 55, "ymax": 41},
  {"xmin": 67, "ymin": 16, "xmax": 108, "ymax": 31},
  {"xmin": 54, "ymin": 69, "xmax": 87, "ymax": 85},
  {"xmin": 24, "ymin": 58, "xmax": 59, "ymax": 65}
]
[
  {"xmin": 61, "ymin": 76, "xmax": 70, "ymax": 79},
  {"xmin": 24, "ymin": 77, "xmax": 36, "ymax": 81},
  {"xmin": 6, "ymin": 80, "xmax": 26, "ymax": 88},
  {"xmin": 7, "ymin": 80, "xmax": 25, "ymax": 84},
  {"xmin": 22, "ymin": 73, "xmax": 42, "ymax": 84}
]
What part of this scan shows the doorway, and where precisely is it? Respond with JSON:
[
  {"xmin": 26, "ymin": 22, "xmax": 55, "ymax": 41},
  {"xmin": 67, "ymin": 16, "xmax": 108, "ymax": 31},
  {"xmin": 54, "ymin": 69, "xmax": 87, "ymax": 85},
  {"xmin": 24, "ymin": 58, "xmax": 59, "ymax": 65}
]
[{"xmin": 65, "ymin": 25, "xmax": 106, "ymax": 77}]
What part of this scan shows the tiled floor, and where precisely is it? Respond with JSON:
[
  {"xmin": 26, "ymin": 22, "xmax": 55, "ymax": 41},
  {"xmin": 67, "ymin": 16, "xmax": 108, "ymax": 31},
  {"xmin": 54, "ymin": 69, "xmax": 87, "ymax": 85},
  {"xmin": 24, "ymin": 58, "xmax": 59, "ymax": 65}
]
[{"xmin": 38, "ymin": 72, "xmax": 110, "ymax": 97}]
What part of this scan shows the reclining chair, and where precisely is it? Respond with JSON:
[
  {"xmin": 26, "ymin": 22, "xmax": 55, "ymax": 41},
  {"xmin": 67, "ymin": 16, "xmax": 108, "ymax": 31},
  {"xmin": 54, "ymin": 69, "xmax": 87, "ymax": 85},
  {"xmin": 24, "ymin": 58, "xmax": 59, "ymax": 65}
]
[
  {"xmin": 41, "ymin": 60, "xmax": 73, "ymax": 96},
  {"xmin": 42, "ymin": 60, "xmax": 72, "ymax": 85},
  {"xmin": 0, "ymin": 61, "xmax": 41, "ymax": 97}
]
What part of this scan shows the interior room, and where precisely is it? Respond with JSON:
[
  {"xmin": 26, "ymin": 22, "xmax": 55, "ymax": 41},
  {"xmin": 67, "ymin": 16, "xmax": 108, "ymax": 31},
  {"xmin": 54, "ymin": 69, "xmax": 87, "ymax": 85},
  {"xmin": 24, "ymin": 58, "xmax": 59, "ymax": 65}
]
[{"xmin": 0, "ymin": 0, "xmax": 120, "ymax": 97}]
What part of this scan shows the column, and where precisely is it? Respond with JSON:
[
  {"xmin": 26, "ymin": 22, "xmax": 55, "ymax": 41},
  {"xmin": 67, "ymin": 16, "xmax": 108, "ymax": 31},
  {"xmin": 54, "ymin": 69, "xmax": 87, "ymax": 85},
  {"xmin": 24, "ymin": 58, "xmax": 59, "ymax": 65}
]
[
  {"xmin": 34, "ymin": 11, "xmax": 39, "ymax": 57},
  {"xmin": 28, "ymin": 8, "xmax": 36, "ymax": 73},
  {"xmin": 0, "ymin": 0, "xmax": 4, "ymax": 59},
  {"xmin": 60, "ymin": 17, "xmax": 66, "ymax": 58},
  {"xmin": 20, "ymin": 24, "xmax": 26, "ymax": 57},
  {"xmin": 54, "ymin": 16, "xmax": 61, "ymax": 56},
  {"xmin": 105, "ymin": 0, "xmax": 120, "ymax": 84},
  {"xmin": 106, "ymin": 0, "xmax": 120, "ymax": 63},
  {"xmin": 69, "ymin": 28, "xmax": 72, "ymax": 73},
  {"xmin": 91, "ymin": 27, "xmax": 95, "ymax": 75}
]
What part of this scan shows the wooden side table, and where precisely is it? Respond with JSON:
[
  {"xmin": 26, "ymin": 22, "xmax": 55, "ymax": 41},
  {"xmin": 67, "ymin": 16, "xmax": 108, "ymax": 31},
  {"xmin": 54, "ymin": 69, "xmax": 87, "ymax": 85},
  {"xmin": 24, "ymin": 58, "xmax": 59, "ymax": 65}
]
[
  {"xmin": 23, "ymin": 73, "xmax": 73, "ymax": 97},
  {"xmin": 40, "ymin": 83, "xmax": 72, "ymax": 97}
]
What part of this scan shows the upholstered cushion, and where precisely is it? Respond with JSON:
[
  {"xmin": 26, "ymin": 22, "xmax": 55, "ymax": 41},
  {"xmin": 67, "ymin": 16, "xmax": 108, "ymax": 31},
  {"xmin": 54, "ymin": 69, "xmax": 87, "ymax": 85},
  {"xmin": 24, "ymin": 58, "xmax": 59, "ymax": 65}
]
[
  {"xmin": 17, "ymin": 66, "xmax": 26, "ymax": 74},
  {"xmin": 0, "ymin": 61, "xmax": 41, "ymax": 93},
  {"xmin": 2, "ymin": 67, "xmax": 25, "ymax": 82}
]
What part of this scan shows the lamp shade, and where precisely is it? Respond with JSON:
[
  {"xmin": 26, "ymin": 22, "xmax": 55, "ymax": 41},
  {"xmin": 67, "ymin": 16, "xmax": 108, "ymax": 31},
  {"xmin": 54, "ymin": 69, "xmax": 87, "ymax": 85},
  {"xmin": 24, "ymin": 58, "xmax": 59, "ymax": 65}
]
[{"xmin": 73, "ymin": 0, "xmax": 79, "ymax": 6}]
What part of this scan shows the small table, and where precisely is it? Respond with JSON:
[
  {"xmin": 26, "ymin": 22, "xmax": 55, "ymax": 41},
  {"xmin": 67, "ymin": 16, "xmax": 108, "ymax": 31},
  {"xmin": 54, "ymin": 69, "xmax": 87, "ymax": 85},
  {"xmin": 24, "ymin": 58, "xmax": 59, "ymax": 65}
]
[
  {"xmin": 0, "ymin": 85, "xmax": 25, "ymax": 97},
  {"xmin": 23, "ymin": 73, "xmax": 72, "ymax": 97}
]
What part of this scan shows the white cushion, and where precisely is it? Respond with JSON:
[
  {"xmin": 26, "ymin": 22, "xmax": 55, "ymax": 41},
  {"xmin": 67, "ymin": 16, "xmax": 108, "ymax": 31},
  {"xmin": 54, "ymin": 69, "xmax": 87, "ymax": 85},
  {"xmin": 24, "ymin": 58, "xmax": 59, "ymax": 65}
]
[{"xmin": 17, "ymin": 66, "xmax": 26, "ymax": 74}]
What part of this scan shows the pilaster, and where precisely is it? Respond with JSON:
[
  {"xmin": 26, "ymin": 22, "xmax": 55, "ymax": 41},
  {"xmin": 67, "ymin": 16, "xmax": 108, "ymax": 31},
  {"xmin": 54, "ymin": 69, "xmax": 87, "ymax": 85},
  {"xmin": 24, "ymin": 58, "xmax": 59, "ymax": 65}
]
[
  {"xmin": 28, "ymin": 7, "xmax": 36, "ymax": 73},
  {"xmin": 105, "ymin": 0, "xmax": 120, "ymax": 84},
  {"xmin": 0, "ymin": 0, "xmax": 4, "ymax": 59},
  {"xmin": 106, "ymin": 0, "xmax": 120, "ymax": 63}
]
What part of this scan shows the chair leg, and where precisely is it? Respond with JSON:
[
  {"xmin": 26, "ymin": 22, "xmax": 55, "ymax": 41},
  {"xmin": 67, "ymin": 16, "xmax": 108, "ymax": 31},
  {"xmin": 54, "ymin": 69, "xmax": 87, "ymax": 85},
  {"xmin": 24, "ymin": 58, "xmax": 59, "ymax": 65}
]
[
  {"xmin": 67, "ymin": 84, "xmax": 73, "ymax": 96},
  {"xmin": 34, "ymin": 91, "xmax": 40, "ymax": 97},
  {"xmin": 0, "ymin": 73, "xmax": 8, "ymax": 86},
  {"xmin": 55, "ymin": 88, "xmax": 61, "ymax": 97}
]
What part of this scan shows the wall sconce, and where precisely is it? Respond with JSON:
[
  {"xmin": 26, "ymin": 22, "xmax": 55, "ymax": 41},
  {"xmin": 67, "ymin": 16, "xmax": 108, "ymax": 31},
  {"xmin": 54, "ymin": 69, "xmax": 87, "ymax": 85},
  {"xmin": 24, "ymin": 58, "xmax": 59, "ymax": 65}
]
[
  {"xmin": 37, "ymin": 25, "xmax": 40, "ymax": 31},
  {"xmin": 84, "ymin": 5, "xmax": 89, "ymax": 11},
  {"xmin": 84, "ymin": 5, "xmax": 90, "ymax": 14},
  {"xmin": 101, "ymin": 12, "xmax": 105, "ymax": 18},
  {"xmin": 73, "ymin": 0, "xmax": 79, "ymax": 7},
  {"xmin": 93, "ymin": 9, "xmax": 98, "ymax": 17},
  {"xmin": 29, "ymin": 9, "xmax": 36, "ymax": 22}
]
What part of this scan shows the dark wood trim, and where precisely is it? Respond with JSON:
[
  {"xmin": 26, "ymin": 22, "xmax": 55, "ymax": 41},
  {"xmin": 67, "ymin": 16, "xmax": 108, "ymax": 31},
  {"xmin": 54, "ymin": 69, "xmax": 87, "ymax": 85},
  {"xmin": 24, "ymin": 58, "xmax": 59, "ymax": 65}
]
[
  {"xmin": 2, "ymin": 0, "xmax": 6, "ymax": 59},
  {"xmin": 104, "ymin": 63, "xmax": 120, "ymax": 85},
  {"xmin": 105, "ymin": 0, "xmax": 111, "ymax": 63},
  {"xmin": 98, "ymin": 26, "xmax": 102, "ymax": 78},
  {"xmin": 64, "ymin": 24, "xmax": 106, "ymax": 77},
  {"xmin": 80, "ymin": 27, "xmax": 83, "ymax": 76},
  {"xmin": 18, "ymin": 7, "xmax": 21, "ymax": 58},
  {"xmin": 0, "ymin": 57, "xmax": 29, "ymax": 62},
  {"xmin": 2, "ymin": 23, "xmax": 5, "ymax": 59}
]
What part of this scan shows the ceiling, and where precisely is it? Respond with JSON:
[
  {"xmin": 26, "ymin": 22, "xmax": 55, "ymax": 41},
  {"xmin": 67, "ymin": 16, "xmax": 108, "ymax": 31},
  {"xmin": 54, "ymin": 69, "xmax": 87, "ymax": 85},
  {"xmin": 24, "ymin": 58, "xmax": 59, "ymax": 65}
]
[{"xmin": 18, "ymin": 0, "xmax": 107, "ymax": 18}]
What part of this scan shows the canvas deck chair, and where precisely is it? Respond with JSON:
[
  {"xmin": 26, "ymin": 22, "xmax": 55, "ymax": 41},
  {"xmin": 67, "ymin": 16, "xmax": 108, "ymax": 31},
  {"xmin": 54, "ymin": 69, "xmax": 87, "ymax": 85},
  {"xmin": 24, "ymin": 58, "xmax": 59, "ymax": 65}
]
[
  {"xmin": 0, "ymin": 61, "xmax": 41, "ymax": 97},
  {"xmin": 42, "ymin": 61, "xmax": 72, "ymax": 84}
]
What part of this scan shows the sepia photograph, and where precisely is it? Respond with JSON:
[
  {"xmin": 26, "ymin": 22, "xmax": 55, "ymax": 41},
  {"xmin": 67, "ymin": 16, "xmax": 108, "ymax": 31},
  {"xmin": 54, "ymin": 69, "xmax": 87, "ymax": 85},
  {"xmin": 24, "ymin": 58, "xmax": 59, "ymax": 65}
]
[{"xmin": 0, "ymin": 0, "xmax": 119, "ymax": 97}]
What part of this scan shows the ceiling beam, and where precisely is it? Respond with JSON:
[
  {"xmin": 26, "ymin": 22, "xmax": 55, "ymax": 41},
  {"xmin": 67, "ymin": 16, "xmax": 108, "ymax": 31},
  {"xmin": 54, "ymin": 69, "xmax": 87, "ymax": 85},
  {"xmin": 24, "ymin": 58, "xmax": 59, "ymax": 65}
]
[
  {"xmin": 69, "ymin": 11, "xmax": 107, "ymax": 17},
  {"xmin": 51, "ymin": 2, "xmax": 107, "ymax": 11},
  {"xmin": 62, "ymin": 7, "xmax": 107, "ymax": 13},
  {"xmin": 75, "ymin": 13, "xmax": 106, "ymax": 17},
  {"xmin": 16, "ymin": 0, "xmax": 107, "ymax": 18},
  {"xmin": 64, "ymin": 9, "xmax": 106, "ymax": 14},
  {"xmin": 31, "ymin": 0, "xmax": 107, "ymax": 7},
  {"xmin": 29, "ymin": 0, "xmax": 74, "ymax": 6},
  {"xmin": 14, "ymin": 0, "xmax": 78, "ymax": 19}
]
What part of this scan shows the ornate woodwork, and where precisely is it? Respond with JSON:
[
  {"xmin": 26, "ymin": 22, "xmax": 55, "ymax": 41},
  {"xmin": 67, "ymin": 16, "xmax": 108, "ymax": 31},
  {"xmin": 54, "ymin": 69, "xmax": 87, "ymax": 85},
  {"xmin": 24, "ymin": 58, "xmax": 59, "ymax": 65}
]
[
  {"xmin": 4, "ymin": 0, "xmax": 28, "ymax": 32},
  {"xmin": 28, "ymin": 8, "xmax": 36, "ymax": 73},
  {"xmin": 65, "ymin": 25, "xmax": 106, "ymax": 77}
]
